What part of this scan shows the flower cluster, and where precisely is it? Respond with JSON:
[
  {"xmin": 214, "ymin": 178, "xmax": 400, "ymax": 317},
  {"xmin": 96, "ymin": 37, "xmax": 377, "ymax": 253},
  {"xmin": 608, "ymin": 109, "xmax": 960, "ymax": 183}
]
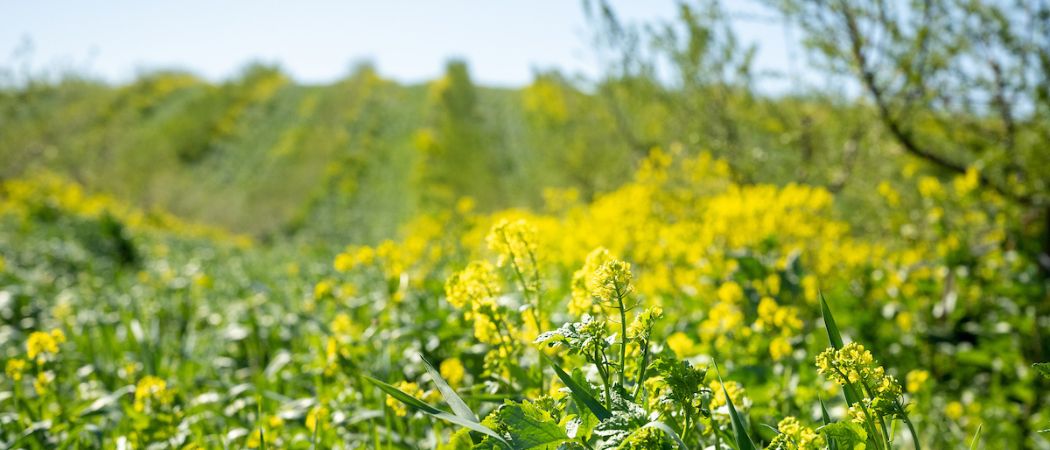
[
  {"xmin": 766, "ymin": 416, "xmax": 825, "ymax": 449},
  {"xmin": 816, "ymin": 342, "xmax": 904, "ymax": 415}
]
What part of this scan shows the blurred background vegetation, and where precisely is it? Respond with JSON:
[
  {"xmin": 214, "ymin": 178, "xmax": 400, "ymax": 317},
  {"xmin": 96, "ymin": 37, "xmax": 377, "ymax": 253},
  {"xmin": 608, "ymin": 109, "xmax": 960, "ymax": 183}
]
[{"xmin": 2, "ymin": 0, "xmax": 1050, "ymax": 447}]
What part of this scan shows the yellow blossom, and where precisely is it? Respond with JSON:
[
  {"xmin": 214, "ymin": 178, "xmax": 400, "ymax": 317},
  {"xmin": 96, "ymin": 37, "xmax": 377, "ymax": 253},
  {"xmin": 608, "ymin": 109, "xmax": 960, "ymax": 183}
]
[
  {"xmin": 133, "ymin": 376, "xmax": 172, "ymax": 412},
  {"xmin": 5, "ymin": 358, "xmax": 26, "ymax": 381},
  {"xmin": 439, "ymin": 358, "xmax": 466, "ymax": 387},
  {"xmin": 906, "ymin": 369, "xmax": 929, "ymax": 393}
]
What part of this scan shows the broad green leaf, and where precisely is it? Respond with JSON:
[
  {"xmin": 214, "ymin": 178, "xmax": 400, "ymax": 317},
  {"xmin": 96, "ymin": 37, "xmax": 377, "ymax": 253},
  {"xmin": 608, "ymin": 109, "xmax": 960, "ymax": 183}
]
[
  {"xmin": 714, "ymin": 363, "xmax": 756, "ymax": 450},
  {"xmin": 497, "ymin": 402, "xmax": 570, "ymax": 449},
  {"xmin": 818, "ymin": 422, "xmax": 868, "ymax": 450},
  {"xmin": 1034, "ymin": 363, "xmax": 1050, "ymax": 379},
  {"xmin": 363, "ymin": 375, "xmax": 511, "ymax": 448},
  {"xmin": 420, "ymin": 354, "xmax": 477, "ymax": 422},
  {"xmin": 544, "ymin": 355, "xmax": 612, "ymax": 420}
]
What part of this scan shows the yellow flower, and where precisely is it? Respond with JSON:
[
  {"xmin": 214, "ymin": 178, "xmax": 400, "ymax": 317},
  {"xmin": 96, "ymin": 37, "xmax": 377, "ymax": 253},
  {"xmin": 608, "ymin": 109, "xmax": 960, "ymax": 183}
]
[
  {"xmin": 906, "ymin": 369, "xmax": 929, "ymax": 393},
  {"xmin": 666, "ymin": 332, "xmax": 697, "ymax": 358},
  {"xmin": 918, "ymin": 176, "xmax": 943, "ymax": 198},
  {"xmin": 5, "ymin": 358, "xmax": 26, "ymax": 381},
  {"xmin": 770, "ymin": 336, "xmax": 793, "ymax": 361},
  {"xmin": 133, "ymin": 376, "xmax": 172, "ymax": 412},
  {"xmin": 246, "ymin": 429, "xmax": 264, "ymax": 449},
  {"xmin": 717, "ymin": 281, "xmax": 743, "ymax": 304},
  {"xmin": 592, "ymin": 259, "xmax": 633, "ymax": 302},
  {"xmin": 709, "ymin": 380, "xmax": 747, "ymax": 410},
  {"xmin": 953, "ymin": 167, "xmax": 980, "ymax": 195},
  {"xmin": 945, "ymin": 401, "xmax": 964, "ymax": 420},
  {"xmin": 445, "ymin": 260, "xmax": 500, "ymax": 309},
  {"xmin": 313, "ymin": 280, "xmax": 334, "ymax": 300},
  {"xmin": 33, "ymin": 371, "xmax": 54, "ymax": 395},
  {"xmin": 569, "ymin": 247, "xmax": 613, "ymax": 316},
  {"xmin": 306, "ymin": 405, "xmax": 329, "ymax": 432},
  {"xmin": 26, "ymin": 329, "xmax": 64, "ymax": 363},
  {"xmin": 439, "ymin": 358, "xmax": 466, "ymax": 387},
  {"xmin": 331, "ymin": 313, "xmax": 355, "ymax": 338}
]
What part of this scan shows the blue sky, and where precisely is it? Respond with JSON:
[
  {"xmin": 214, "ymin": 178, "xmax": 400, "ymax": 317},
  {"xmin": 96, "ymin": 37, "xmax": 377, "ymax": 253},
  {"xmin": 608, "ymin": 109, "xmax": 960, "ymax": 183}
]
[{"xmin": 2, "ymin": 1, "xmax": 804, "ymax": 88}]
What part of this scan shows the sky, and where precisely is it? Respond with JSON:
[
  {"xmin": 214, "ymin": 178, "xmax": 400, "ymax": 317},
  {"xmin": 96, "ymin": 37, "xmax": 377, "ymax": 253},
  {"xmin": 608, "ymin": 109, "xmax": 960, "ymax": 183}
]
[{"xmin": 2, "ymin": 1, "xmax": 804, "ymax": 89}]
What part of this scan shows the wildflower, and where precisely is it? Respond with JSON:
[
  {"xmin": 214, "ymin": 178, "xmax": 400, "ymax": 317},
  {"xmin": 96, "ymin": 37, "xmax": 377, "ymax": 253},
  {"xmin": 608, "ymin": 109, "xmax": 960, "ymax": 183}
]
[
  {"xmin": 313, "ymin": 280, "xmax": 334, "ymax": 300},
  {"xmin": 246, "ymin": 429, "xmax": 264, "ymax": 449},
  {"xmin": 666, "ymin": 332, "xmax": 697, "ymax": 358},
  {"xmin": 918, "ymin": 176, "xmax": 943, "ymax": 198},
  {"xmin": 133, "ymin": 376, "xmax": 172, "ymax": 412},
  {"xmin": 769, "ymin": 416, "xmax": 825, "ymax": 449},
  {"xmin": 486, "ymin": 219, "xmax": 540, "ymax": 293},
  {"xmin": 306, "ymin": 405, "xmax": 329, "ymax": 432},
  {"xmin": 33, "ymin": 371, "xmax": 54, "ymax": 395},
  {"xmin": 847, "ymin": 404, "xmax": 868, "ymax": 424},
  {"xmin": 717, "ymin": 281, "xmax": 743, "ymax": 304},
  {"xmin": 906, "ymin": 369, "xmax": 929, "ymax": 393},
  {"xmin": 618, "ymin": 426, "xmax": 673, "ymax": 449},
  {"xmin": 331, "ymin": 313, "xmax": 355, "ymax": 338},
  {"xmin": 5, "ymin": 358, "xmax": 26, "ymax": 381},
  {"xmin": 26, "ymin": 329, "xmax": 65, "ymax": 363},
  {"xmin": 569, "ymin": 247, "xmax": 612, "ymax": 316},
  {"xmin": 628, "ymin": 306, "xmax": 662, "ymax": 341},
  {"xmin": 439, "ymin": 358, "xmax": 465, "ymax": 387},
  {"xmin": 770, "ymin": 336, "xmax": 793, "ymax": 361},
  {"xmin": 445, "ymin": 261, "xmax": 500, "ymax": 309},
  {"xmin": 592, "ymin": 259, "xmax": 633, "ymax": 302},
  {"xmin": 486, "ymin": 219, "xmax": 539, "ymax": 269},
  {"xmin": 333, "ymin": 246, "xmax": 375, "ymax": 272},
  {"xmin": 945, "ymin": 401, "xmax": 964, "ymax": 420},
  {"xmin": 953, "ymin": 167, "xmax": 980, "ymax": 195},
  {"xmin": 709, "ymin": 380, "xmax": 747, "ymax": 410}
]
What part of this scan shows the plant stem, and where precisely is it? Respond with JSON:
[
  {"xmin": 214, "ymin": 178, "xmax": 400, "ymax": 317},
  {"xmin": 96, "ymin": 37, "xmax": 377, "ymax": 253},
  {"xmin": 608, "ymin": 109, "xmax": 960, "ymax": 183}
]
[
  {"xmin": 632, "ymin": 337, "xmax": 650, "ymax": 401},
  {"xmin": 616, "ymin": 289, "xmax": 628, "ymax": 386}
]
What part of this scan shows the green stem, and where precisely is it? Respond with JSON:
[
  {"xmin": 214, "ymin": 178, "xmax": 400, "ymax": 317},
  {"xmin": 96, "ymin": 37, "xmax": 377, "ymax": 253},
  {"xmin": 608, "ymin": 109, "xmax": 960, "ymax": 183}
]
[
  {"xmin": 632, "ymin": 337, "xmax": 651, "ymax": 401},
  {"xmin": 898, "ymin": 399, "xmax": 922, "ymax": 450},
  {"xmin": 616, "ymin": 289, "xmax": 628, "ymax": 386}
]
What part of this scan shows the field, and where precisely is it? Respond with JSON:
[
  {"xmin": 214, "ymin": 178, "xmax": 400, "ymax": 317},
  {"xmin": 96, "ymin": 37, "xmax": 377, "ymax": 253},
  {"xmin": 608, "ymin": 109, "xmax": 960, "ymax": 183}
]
[{"xmin": 3, "ymin": 1, "xmax": 1050, "ymax": 448}]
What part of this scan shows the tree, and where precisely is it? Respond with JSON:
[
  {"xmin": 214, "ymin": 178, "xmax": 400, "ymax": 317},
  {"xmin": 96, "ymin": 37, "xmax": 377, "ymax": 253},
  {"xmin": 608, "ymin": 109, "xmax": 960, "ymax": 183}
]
[{"xmin": 768, "ymin": 0, "xmax": 1050, "ymax": 269}]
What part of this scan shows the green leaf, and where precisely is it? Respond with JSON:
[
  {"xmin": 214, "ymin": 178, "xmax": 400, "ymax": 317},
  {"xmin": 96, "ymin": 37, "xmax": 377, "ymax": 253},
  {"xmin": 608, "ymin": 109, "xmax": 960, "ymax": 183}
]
[
  {"xmin": 543, "ymin": 355, "xmax": 612, "ymax": 421},
  {"xmin": 714, "ymin": 363, "xmax": 756, "ymax": 450},
  {"xmin": 969, "ymin": 424, "xmax": 982, "ymax": 450},
  {"xmin": 818, "ymin": 397, "xmax": 832, "ymax": 425},
  {"xmin": 818, "ymin": 396, "xmax": 838, "ymax": 450},
  {"xmin": 1034, "ymin": 363, "xmax": 1050, "ymax": 379},
  {"xmin": 642, "ymin": 421, "xmax": 689, "ymax": 450},
  {"xmin": 363, "ymin": 375, "xmax": 511, "ymax": 448},
  {"xmin": 497, "ymin": 402, "xmax": 570, "ymax": 449},
  {"xmin": 818, "ymin": 422, "xmax": 868, "ymax": 450},
  {"xmin": 421, "ymin": 354, "xmax": 477, "ymax": 422},
  {"xmin": 820, "ymin": 294, "xmax": 862, "ymax": 407},
  {"xmin": 820, "ymin": 292, "xmax": 844, "ymax": 349}
]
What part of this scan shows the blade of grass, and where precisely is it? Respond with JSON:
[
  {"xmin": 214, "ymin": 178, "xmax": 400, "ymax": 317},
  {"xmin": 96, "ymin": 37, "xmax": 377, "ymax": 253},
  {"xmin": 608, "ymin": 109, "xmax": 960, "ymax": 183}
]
[
  {"xmin": 820, "ymin": 292, "xmax": 844, "ymax": 349},
  {"xmin": 714, "ymin": 362, "xmax": 756, "ymax": 450},
  {"xmin": 363, "ymin": 375, "xmax": 511, "ymax": 448},
  {"xmin": 819, "ymin": 396, "xmax": 838, "ymax": 450},
  {"xmin": 420, "ymin": 355, "xmax": 477, "ymax": 422},
  {"xmin": 969, "ymin": 424, "xmax": 982, "ymax": 450},
  {"xmin": 543, "ymin": 355, "xmax": 612, "ymax": 420}
]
